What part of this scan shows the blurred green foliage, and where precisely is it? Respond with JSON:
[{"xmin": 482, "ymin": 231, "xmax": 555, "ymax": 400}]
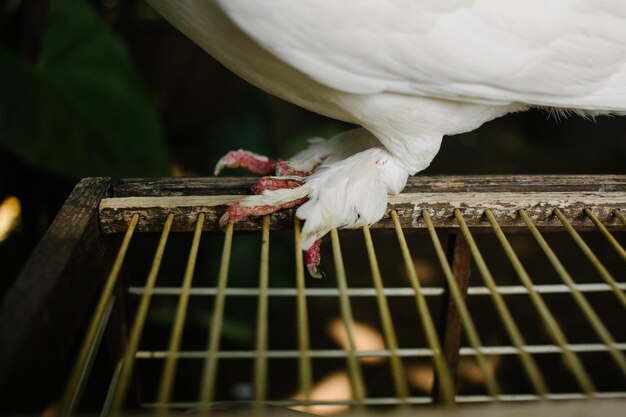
[{"xmin": 0, "ymin": 0, "xmax": 168, "ymax": 178}]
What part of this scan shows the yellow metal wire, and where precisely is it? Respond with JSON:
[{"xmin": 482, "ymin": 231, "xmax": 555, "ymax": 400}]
[
  {"xmin": 615, "ymin": 209, "xmax": 626, "ymax": 226},
  {"xmin": 391, "ymin": 211, "xmax": 455, "ymax": 406},
  {"xmin": 422, "ymin": 210, "xmax": 501, "ymax": 399},
  {"xmin": 156, "ymin": 212, "xmax": 205, "ymax": 410},
  {"xmin": 554, "ymin": 209, "xmax": 626, "ymax": 310},
  {"xmin": 110, "ymin": 213, "xmax": 174, "ymax": 412},
  {"xmin": 362, "ymin": 224, "xmax": 410, "ymax": 402},
  {"xmin": 330, "ymin": 228, "xmax": 367, "ymax": 405},
  {"xmin": 294, "ymin": 218, "xmax": 313, "ymax": 402},
  {"xmin": 485, "ymin": 209, "xmax": 595, "ymax": 396},
  {"xmin": 198, "ymin": 222, "xmax": 234, "ymax": 409},
  {"xmin": 254, "ymin": 215, "xmax": 271, "ymax": 404},
  {"xmin": 454, "ymin": 210, "xmax": 549, "ymax": 398},
  {"xmin": 583, "ymin": 208, "xmax": 626, "ymax": 263},
  {"xmin": 61, "ymin": 213, "xmax": 139, "ymax": 414},
  {"xmin": 100, "ymin": 358, "xmax": 123, "ymax": 416},
  {"xmin": 519, "ymin": 209, "xmax": 626, "ymax": 379}
]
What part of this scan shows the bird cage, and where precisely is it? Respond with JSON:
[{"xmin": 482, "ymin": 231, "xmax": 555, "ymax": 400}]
[{"xmin": 0, "ymin": 175, "xmax": 624, "ymax": 416}]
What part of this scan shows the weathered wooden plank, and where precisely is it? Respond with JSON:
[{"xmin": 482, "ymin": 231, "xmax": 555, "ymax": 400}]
[
  {"xmin": 0, "ymin": 177, "xmax": 114, "ymax": 412},
  {"xmin": 112, "ymin": 176, "xmax": 256, "ymax": 197},
  {"xmin": 390, "ymin": 191, "xmax": 626, "ymax": 228},
  {"xmin": 112, "ymin": 175, "xmax": 626, "ymax": 197},
  {"xmin": 403, "ymin": 175, "xmax": 626, "ymax": 193},
  {"xmin": 99, "ymin": 191, "xmax": 626, "ymax": 233}
]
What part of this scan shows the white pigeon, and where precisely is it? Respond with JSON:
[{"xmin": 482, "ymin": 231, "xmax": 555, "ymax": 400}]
[{"xmin": 147, "ymin": 0, "xmax": 626, "ymax": 274}]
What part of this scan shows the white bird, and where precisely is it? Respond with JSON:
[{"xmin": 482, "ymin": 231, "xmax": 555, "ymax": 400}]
[{"xmin": 147, "ymin": 0, "xmax": 626, "ymax": 275}]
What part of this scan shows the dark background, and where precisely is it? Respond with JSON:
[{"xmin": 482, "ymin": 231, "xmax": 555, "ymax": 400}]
[{"xmin": 1, "ymin": 0, "xmax": 625, "ymax": 300}]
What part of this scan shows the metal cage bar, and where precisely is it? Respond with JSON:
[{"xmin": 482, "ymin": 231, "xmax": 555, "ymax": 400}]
[
  {"xmin": 362, "ymin": 224, "xmax": 411, "ymax": 402},
  {"xmin": 198, "ymin": 222, "xmax": 234, "ymax": 408},
  {"xmin": 554, "ymin": 208, "xmax": 626, "ymax": 310},
  {"xmin": 110, "ymin": 213, "xmax": 174, "ymax": 411},
  {"xmin": 519, "ymin": 209, "xmax": 626, "ymax": 379},
  {"xmin": 61, "ymin": 213, "xmax": 139, "ymax": 415},
  {"xmin": 391, "ymin": 210, "xmax": 455, "ymax": 406},
  {"xmin": 155, "ymin": 213, "xmax": 205, "ymax": 409},
  {"xmin": 584, "ymin": 209, "xmax": 626, "ymax": 263},
  {"xmin": 454, "ymin": 209, "xmax": 549, "ymax": 398},
  {"xmin": 134, "ymin": 342, "xmax": 626, "ymax": 360},
  {"xmin": 294, "ymin": 218, "xmax": 314, "ymax": 404},
  {"xmin": 253, "ymin": 215, "xmax": 271, "ymax": 403},
  {"xmin": 484, "ymin": 209, "xmax": 595, "ymax": 396},
  {"xmin": 128, "ymin": 283, "xmax": 626, "ymax": 298},
  {"xmin": 330, "ymin": 228, "xmax": 368, "ymax": 405},
  {"xmin": 422, "ymin": 210, "xmax": 501, "ymax": 399}
]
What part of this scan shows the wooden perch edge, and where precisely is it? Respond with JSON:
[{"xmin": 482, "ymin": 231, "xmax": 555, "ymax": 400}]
[{"xmin": 100, "ymin": 175, "xmax": 626, "ymax": 233}]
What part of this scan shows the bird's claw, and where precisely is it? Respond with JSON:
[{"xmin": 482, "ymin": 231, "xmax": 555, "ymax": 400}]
[
  {"xmin": 216, "ymin": 148, "xmax": 326, "ymax": 278},
  {"xmin": 305, "ymin": 240, "xmax": 324, "ymax": 279},
  {"xmin": 214, "ymin": 149, "xmax": 277, "ymax": 176},
  {"xmin": 219, "ymin": 197, "xmax": 323, "ymax": 278}
]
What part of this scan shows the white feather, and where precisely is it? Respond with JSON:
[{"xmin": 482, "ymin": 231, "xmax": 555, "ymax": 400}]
[
  {"xmin": 219, "ymin": 0, "xmax": 626, "ymax": 111},
  {"xmin": 146, "ymin": 0, "xmax": 626, "ymax": 249}
]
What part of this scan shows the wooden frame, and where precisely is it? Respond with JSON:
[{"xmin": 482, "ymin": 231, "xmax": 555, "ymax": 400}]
[{"xmin": 0, "ymin": 178, "xmax": 114, "ymax": 412}]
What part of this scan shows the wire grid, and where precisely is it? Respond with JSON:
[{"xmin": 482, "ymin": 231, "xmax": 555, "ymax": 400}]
[{"xmin": 61, "ymin": 207, "xmax": 626, "ymax": 415}]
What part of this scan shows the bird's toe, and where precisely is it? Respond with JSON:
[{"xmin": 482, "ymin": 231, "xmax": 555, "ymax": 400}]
[{"xmin": 214, "ymin": 149, "xmax": 278, "ymax": 176}]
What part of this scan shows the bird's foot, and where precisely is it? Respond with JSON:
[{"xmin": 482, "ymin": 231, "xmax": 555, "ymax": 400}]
[
  {"xmin": 215, "ymin": 149, "xmax": 320, "ymax": 177},
  {"xmin": 218, "ymin": 189, "xmax": 308, "ymax": 226},
  {"xmin": 219, "ymin": 175, "xmax": 306, "ymax": 225},
  {"xmin": 218, "ymin": 174, "xmax": 325, "ymax": 278},
  {"xmin": 215, "ymin": 148, "xmax": 326, "ymax": 277},
  {"xmin": 253, "ymin": 177, "xmax": 325, "ymax": 278},
  {"xmin": 215, "ymin": 129, "xmax": 405, "ymax": 278}
]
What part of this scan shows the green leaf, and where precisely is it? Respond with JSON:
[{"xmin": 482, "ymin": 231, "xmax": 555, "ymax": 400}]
[{"xmin": 0, "ymin": 0, "xmax": 169, "ymax": 178}]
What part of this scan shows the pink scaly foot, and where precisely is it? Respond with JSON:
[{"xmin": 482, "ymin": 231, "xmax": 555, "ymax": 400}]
[
  {"xmin": 219, "ymin": 175, "xmax": 308, "ymax": 226},
  {"xmin": 253, "ymin": 177, "xmax": 324, "ymax": 278},
  {"xmin": 215, "ymin": 148, "xmax": 329, "ymax": 278},
  {"xmin": 215, "ymin": 149, "xmax": 322, "ymax": 177},
  {"xmin": 214, "ymin": 149, "xmax": 278, "ymax": 176},
  {"xmin": 251, "ymin": 176, "xmax": 304, "ymax": 194},
  {"xmin": 218, "ymin": 196, "xmax": 308, "ymax": 227},
  {"xmin": 218, "ymin": 174, "xmax": 325, "ymax": 278},
  {"xmin": 252, "ymin": 177, "xmax": 324, "ymax": 278}
]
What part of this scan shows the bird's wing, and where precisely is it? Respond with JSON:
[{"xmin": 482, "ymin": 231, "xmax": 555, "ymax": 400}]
[{"xmin": 218, "ymin": 0, "xmax": 626, "ymax": 111}]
